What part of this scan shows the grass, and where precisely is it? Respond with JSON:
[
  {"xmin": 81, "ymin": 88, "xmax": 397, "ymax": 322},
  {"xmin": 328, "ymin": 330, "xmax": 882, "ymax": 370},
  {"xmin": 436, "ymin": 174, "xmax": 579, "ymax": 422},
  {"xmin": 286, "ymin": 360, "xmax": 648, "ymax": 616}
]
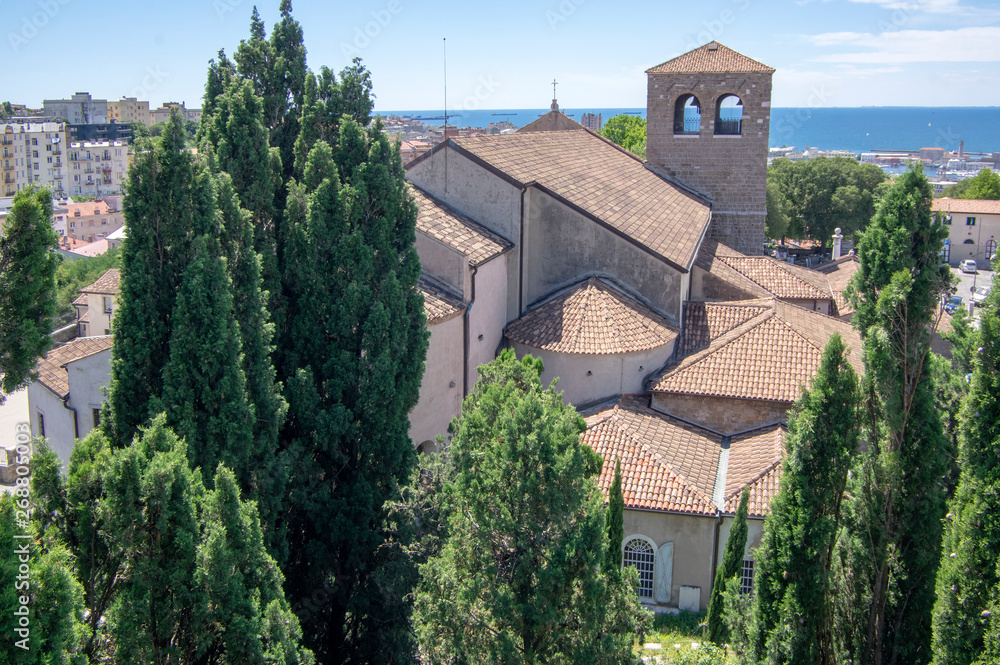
[{"xmin": 637, "ymin": 611, "xmax": 733, "ymax": 664}]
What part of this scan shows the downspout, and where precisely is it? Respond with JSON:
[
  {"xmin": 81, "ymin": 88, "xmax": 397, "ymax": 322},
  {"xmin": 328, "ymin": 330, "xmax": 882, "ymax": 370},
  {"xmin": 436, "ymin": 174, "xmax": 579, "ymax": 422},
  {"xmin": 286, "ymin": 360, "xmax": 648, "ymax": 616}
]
[
  {"xmin": 710, "ymin": 510, "xmax": 723, "ymax": 599},
  {"xmin": 519, "ymin": 187, "xmax": 527, "ymax": 315},
  {"xmin": 62, "ymin": 395, "xmax": 79, "ymax": 440},
  {"xmin": 463, "ymin": 265, "xmax": 478, "ymax": 396}
]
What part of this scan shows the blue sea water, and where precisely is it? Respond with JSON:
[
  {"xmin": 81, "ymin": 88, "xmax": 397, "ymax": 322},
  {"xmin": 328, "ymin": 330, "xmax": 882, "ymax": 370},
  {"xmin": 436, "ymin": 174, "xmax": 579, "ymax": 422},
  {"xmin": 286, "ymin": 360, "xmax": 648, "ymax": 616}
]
[{"xmin": 376, "ymin": 107, "xmax": 1000, "ymax": 155}]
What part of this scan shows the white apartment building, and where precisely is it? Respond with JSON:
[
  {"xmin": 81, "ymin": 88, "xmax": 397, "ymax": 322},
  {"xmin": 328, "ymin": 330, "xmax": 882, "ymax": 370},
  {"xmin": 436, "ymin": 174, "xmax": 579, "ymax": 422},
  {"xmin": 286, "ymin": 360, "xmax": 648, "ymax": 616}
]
[
  {"xmin": 1, "ymin": 122, "xmax": 70, "ymax": 197},
  {"xmin": 42, "ymin": 92, "xmax": 108, "ymax": 124},
  {"xmin": 67, "ymin": 140, "xmax": 130, "ymax": 197}
]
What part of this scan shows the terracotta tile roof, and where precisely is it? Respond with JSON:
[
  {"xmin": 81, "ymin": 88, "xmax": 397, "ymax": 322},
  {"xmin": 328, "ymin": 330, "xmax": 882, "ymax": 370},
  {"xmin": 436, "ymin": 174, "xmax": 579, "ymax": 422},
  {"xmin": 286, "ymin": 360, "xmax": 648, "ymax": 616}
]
[
  {"xmin": 517, "ymin": 111, "xmax": 584, "ymax": 133},
  {"xmin": 726, "ymin": 425, "xmax": 786, "ymax": 502},
  {"xmin": 65, "ymin": 200, "xmax": 110, "ymax": 217},
  {"xmin": 73, "ymin": 238, "xmax": 111, "ymax": 257},
  {"xmin": 418, "ymin": 276, "xmax": 465, "ymax": 325},
  {"xmin": 34, "ymin": 336, "xmax": 112, "ymax": 398},
  {"xmin": 78, "ymin": 309, "xmax": 90, "ymax": 323},
  {"xmin": 932, "ymin": 198, "xmax": 1000, "ymax": 216},
  {"xmin": 724, "ymin": 462, "xmax": 781, "ymax": 518},
  {"xmin": 584, "ymin": 396, "xmax": 720, "ymax": 515},
  {"xmin": 716, "ymin": 255, "xmax": 833, "ymax": 300},
  {"xmin": 682, "ymin": 300, "xmax": 772, "ymax": 355},
  {"xmin": 411, "ymin": 184, "xmax": 513, "ymax": 266},
  {"xmin": 505, "ymin": 278, "xmax": 678, "ymax": 355},
  {"xmin": 695, "ymin": 239, "xmax": 773, "ymax": 299},
  {"xmin": 647, "ymin": 42, "xmax": 775, "ymax": 74},
  {"xmin": 653, "ymin": 299, "xmax": 862, "ymax": 402},
  {"xmin": 72, "ymin": 294, "xmax": 88, "ymax": 308},
  {"xmin": 446, "ymin": 130, "xmax": 711, "ymax": 270},
  {"xmin": 80, "ymin": 268, "xmax": 120, "ymax": 295},
  {"xmin": 813, "ymin": 255, "xmax": 860, "ymax": 317}
]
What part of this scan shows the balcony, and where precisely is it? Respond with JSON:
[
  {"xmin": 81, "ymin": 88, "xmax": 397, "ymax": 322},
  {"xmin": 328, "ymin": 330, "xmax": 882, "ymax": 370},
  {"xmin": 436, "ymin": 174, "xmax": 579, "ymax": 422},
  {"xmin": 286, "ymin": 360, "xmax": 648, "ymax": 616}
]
[
  {"xmin": 102, "ymin": 177, "xmax": 112, "ymax": 185},
  {"xmin": 54, "ymin": 173, "xmax": 63, "ymax": 179},
  {"xmin": 101, "ymin": 164, "xmax": 111, "ymax": 173}
]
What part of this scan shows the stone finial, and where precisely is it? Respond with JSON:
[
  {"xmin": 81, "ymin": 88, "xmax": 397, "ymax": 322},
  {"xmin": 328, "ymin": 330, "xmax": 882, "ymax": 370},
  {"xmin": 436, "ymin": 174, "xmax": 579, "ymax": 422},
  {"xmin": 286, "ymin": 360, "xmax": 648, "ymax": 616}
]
[{"xmin": 832, "ymin": 227, "xmax": 844, "ymax": 260}]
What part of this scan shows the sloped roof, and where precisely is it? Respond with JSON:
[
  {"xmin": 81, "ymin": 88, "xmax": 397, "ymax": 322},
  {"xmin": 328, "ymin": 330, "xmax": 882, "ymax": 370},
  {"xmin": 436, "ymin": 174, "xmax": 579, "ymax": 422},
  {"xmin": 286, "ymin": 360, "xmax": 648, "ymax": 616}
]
[
  {"xmin": 653, "ymin": 299, "xmax": 862, "ymax": 402},
  {"xmin": 584, "ymin": 397, "xmax": 786, "ymax": 518},
  {"xmin": 34, "ymin": 336, "xmax": 112, "ymax": 398},
  {"xmin": 716, "ymin": 256, "xmax": 833, "ymax": 300},
  {"xmin": 72, "ymin": 293, "xmax": 88, "ymax": 308},
  {"xmin": 80, "ymin": 268, "xmax": 120, "ymax": 295},
  {"xmin": 505, "ymin": 278, "xmax": 678, "ymax": 355},
  {"xmin": 932, "ymin": 198, "xmax": 1000, "ymax": 216},
  {"xmin": 418, "ymin": 276, "xmax": 465, "ymax": 325},
  {"xmin": 813, "ymin": 254, "xmax": 860, "ymax": 317},
  {"xmin": 583, "ymin": 396, "xmax": 720, "ymax": 515},
  {"xmin": 647, "ymin": 42, "xmax": 775, "ymax": 74},
  {"xmin": 437, "ymin": 130, "xmax": 711, "ymax": 271},
  {"xmin": 411, "ymin": 184, "xmax": 513, "ymax": 266},
  {"xmin": 517, "ymin": 110, "xmax": 585, "ymax": 133},
  {"xmin": 682, "ymin": 299, "xmax": 771, "ymax": 355},
  {"xmin": 724, "ymin": 462, "xmax": 781, "ymax": 518}
]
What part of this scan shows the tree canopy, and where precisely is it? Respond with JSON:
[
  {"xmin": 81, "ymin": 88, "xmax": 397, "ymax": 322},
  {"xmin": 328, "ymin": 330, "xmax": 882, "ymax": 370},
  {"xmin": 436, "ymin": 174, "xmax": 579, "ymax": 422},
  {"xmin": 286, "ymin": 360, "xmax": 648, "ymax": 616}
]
[
  {"xmin": 940, "ymin": 168, "xmax": 1000, "ymax": 200},
  {"xmin": 600, "ymin": 114, "xmax": 646, "ymax": 159}
]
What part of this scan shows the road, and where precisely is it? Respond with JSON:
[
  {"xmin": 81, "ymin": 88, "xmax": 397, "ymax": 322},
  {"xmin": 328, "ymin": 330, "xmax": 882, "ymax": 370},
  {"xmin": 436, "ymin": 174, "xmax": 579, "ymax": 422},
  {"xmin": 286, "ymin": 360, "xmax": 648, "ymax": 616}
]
[{"xmin": 947, "ymin": 265, "xmax": 994, "ymax": 323}]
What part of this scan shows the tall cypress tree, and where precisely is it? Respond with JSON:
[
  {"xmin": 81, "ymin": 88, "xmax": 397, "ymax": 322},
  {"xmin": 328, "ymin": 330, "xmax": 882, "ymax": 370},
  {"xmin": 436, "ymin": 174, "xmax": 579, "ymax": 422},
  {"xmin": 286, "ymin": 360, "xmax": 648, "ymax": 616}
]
[
  {"xmin": 749, "ymin": 334, "xmax": 859, "ymax": 665},
  {"xmin": 932, "ymin": 285, "xmax": 1000, "ymax": 665},
  {"xmin": 844, "ymin": 165, "xmax": 951, "ymax": 665},
  {"xmin": 279, "ymin": 123, "xmax": 427, "ymax": 662},
  {"xmin": 103, "ymin": 110, "xmax": 217, "ymax": 447},
  {"xmin": 708, "ymin": 488, "xmax": 749, "ymax": 645},
  {"xmin": 0, "ymin": 186, "xmax": 57, "ymax": 401},
  {"xmin": 604, "ymin": 458, "xmax": 624, "ymax": 577}
]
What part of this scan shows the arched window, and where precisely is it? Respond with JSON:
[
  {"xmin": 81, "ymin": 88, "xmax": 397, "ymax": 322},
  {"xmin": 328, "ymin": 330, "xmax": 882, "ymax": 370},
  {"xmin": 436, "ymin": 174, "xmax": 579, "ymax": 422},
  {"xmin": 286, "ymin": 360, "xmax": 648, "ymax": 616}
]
[
  {"xmin": 986, "ymin": 239, "xmax": 996, "ymax": 260},
  {"xmin": 715, "ymin": 94, "xmax": 743, "ymax": 135},
  {"xmin": 673, "ymin": 95, "xmax": 701, "ymax": 135},
  {"xmin": 623, "ymin": 538, "xmax": 655, "ymax": 598},
  {"xmin": 964, "ymin": 239, "xmax": 975, "ymax": 245},
  {"xmin": 942, "ymin": 241, "xmax": 950, "ymax": 264}
]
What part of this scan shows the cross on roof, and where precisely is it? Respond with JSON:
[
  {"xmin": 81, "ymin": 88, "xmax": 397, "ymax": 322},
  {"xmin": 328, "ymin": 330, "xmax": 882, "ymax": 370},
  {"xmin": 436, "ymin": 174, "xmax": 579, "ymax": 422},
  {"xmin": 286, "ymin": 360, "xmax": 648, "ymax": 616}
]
[{"xmin": 552, "ymin": 78, "xmax": 558, "ymax": 100}]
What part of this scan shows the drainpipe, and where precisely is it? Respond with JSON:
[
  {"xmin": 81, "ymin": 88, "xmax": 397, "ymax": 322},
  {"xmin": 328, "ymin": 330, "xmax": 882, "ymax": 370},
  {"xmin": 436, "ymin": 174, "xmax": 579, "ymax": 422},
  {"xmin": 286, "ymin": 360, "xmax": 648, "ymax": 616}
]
[
  {"xmin": 519, "ymin": 187, "xmax": 527, "ymax": 315},
  {"xmin": 463, "ymin": 265, "xmax": 478, "ymax": 396},
  {"xmin": 62, "ymin": 395, "xmax": 79, "ymax": 440},
  {"xmin": 710, "ymin": 510, "xmax": 723, "ymax": 599}
]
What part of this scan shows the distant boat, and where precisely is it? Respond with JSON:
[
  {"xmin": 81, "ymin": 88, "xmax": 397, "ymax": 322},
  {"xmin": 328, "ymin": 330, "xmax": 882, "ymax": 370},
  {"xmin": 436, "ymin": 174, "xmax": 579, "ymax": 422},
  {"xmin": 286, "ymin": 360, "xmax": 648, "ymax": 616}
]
[{"xmin": 492, "ymin": 112, "xmax": 517, "ymax": 116}]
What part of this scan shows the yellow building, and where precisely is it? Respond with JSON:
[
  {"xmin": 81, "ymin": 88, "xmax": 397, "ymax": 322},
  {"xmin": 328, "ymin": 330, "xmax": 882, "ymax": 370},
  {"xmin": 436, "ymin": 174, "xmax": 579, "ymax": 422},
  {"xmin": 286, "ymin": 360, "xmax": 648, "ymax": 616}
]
[{"xmin": 107, "ymin": 97, "xmax": 152, "ymax": 127}]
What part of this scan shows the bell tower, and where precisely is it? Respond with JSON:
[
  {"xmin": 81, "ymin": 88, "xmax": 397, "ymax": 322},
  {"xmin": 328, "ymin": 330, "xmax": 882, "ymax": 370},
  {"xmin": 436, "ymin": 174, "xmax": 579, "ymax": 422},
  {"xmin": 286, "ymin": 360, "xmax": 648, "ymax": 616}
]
[{"xmin": 645, "ymin": 41, "xmax": 774, "ymax": 254}]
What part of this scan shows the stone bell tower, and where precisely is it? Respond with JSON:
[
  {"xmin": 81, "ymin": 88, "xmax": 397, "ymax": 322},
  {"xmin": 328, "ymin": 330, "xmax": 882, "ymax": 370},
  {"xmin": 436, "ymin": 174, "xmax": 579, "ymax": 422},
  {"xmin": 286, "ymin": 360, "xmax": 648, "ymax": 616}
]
[{"xmin": 645, "ymin": 41, "xmax": 774, "ymax": 255}]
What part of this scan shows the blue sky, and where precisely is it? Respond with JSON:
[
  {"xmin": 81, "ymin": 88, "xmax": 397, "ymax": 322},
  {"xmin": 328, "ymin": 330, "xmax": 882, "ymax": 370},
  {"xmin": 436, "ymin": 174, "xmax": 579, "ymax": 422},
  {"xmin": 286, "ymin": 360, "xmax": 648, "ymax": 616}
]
[{"xmin": 3, "ymin": 0, "xmax": 1000, "ymax": 111}]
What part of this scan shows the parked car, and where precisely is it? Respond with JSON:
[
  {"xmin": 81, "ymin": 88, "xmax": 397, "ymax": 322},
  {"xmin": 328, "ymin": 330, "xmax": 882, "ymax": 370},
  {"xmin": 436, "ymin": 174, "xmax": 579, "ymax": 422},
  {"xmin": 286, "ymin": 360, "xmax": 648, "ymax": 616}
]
[
  {"xmin": 960, "ymin": 259, "xmax": 978, "ymax": 273},
  {"xmin": 972, "ymin": 286, "xmax": 991, "ymax": 306},
  {"xmin": 945, "ymin": 295, "xmax": 964, "ymax": 314}
]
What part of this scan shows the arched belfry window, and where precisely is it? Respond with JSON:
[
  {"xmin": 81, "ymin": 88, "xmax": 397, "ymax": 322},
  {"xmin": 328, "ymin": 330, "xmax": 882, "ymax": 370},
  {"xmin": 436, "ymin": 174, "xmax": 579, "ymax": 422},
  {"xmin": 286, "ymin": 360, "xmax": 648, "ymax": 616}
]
[
  {"xmin": 715, "ymin": 94, "xmax": 743, "ymax": 135},
  {"xmin": 623, "ymin": 537, "xmax": 655, "ymax": 598},
  {"xmin": 674, "ymin": 94, "xmax": 701, "ymax": 135}
]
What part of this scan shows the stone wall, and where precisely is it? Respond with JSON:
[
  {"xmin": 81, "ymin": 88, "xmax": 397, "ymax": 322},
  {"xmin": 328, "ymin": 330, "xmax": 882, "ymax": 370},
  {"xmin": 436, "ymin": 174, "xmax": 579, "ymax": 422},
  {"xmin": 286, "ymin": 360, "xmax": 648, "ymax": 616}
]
[
  {"xmin": 646, "ymin": 71, "xmax": 772, "ymax": 255},
  {"xmin": 650, "ymin": 393, "xmax": 788, "ymax": 435}
]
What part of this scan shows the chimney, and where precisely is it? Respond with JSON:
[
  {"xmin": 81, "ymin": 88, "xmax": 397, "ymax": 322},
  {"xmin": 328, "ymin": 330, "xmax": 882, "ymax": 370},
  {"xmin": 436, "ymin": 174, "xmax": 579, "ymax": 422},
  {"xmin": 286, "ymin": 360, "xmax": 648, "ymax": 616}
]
[
  {"xmin": 959, "ymin": 140, "xmax": 965, "ymax": 160},
  {"xmin": 832, "ymin": 227, "xmax": 843, "ymax": 260}
]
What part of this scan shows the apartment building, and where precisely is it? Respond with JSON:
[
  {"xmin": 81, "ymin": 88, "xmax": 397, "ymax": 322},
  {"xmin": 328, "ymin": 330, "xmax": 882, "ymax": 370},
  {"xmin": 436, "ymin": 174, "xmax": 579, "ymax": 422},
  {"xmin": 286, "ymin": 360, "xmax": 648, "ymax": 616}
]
[
  {"xmin": 65, "ymin": 199, "xmax": 124, "ymax": 242},
  {"xmin": 150, "ymin": 101, "xmax": 202, "ymax": 125},
  {"xmin": 107, "ymin": 97, "xmax": 152, "ymax": 127},
  {"xmin": 1, "ymin": 122, "xmax": 70, "ymax": 196},
  {"xmin": 67, "ymin": 140, "xmax": 130, "ymax": 197},
  {"xmin": 42, "ymin": 92, "xmax": 108, "ymax": 124}
]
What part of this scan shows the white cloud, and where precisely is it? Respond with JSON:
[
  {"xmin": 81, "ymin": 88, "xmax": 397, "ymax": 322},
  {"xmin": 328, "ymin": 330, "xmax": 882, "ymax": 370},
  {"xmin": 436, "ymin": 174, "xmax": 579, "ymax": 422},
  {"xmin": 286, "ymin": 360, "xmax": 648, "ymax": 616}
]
[
  {"xmin": 809, "ymin": 26, "xmax": 1000, "ymax": 63},
  {"xmin": 846, "ymin": 0, "xmax": 962, "ymax": 13}
]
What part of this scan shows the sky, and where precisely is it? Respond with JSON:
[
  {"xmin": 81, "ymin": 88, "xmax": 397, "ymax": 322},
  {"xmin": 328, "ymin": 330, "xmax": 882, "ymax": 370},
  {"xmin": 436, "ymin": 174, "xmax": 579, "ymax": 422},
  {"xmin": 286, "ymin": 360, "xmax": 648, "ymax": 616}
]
[{"xmin": 3, "ymin": 0, "xmax": 1000, "ymax": 111}]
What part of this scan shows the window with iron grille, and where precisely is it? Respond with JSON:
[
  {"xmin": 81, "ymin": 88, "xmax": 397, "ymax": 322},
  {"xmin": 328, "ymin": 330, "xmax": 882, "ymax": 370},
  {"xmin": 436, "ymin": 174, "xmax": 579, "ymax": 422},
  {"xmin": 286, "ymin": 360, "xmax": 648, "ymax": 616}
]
[
  {"xmin": 623, "ymin": 538, "xmax": 655, "ymax": 598},
  {"xmin": 740, "ymin": 559, "xmax": 755, "ymax": 595}
]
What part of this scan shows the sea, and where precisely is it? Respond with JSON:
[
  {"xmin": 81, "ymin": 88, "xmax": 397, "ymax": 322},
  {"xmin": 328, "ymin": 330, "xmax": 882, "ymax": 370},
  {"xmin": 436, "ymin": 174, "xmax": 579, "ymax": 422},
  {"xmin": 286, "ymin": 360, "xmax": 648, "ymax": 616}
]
[{"xmin": 375, "ymin": 107, "xmax": 1000, "ymax": 156}]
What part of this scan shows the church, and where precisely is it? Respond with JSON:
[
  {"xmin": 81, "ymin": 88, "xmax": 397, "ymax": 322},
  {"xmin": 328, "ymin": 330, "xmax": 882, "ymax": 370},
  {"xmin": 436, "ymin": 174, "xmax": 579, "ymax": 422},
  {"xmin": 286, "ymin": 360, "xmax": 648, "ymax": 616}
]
[{"xmin": 405, "ymin": 42, "xmax": 861, "ymax": 611}]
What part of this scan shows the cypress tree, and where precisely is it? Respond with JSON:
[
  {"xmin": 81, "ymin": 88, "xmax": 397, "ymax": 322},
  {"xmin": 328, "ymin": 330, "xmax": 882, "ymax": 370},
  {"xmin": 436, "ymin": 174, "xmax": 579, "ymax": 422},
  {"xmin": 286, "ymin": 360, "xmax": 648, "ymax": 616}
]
[
  {"xmin": 604, "ymin": 457, "xmax": 624, "ymax": 577},
  {"xmin": 844, "ymin": 165, "xmax": 951, "ymax": 665},
  {"xmin": 0, "ymin": 186, "xmax": 57, "ymax": 401},
  {"xmin": 278, "ymin": 122, "xmax": 427, "ymax": 663},
  {"xmin": 749, "ymin": 334, "xmax": 859, "ymax": 665},
  {"xmin": 931, "ymin": 285, "xmax": 1000, "ymax": 665},
  {"xmin": 708, "ymin": 488, "xmax": 749, "ymax": 645},
  {"xmin": 414, "ymin": 350, "xmax": 647, "ymax": 664},
  {"xmin": 103, "ymin": 110, "xmax": 217, "ymax": 447},
  {"xmin": 154, "ymin": 234, "xmax": 254, "ymax": 480}
]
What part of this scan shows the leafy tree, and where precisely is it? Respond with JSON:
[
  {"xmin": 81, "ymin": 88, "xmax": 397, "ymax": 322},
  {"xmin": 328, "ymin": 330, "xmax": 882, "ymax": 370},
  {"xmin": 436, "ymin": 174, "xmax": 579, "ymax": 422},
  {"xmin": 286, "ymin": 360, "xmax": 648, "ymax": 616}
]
[
  {"xmin": 749, "ymin": 334, "xmax": 859, "ymax": 665},
  {"xmin": 707, "ymin": 488, "xmax": 749, "ymax": 645},
  {"xmin": 414, "ymin": 350, "xmax": 647, "ymax": 664},
  {"xmin": 941, "ymin": 169, "xmax": 1000, "ymax": 200},
  {"xmin": 768, "ymin": 157, "xmax": 887, "ymax": 245},
  {"xmin": 604, "ymin": 457, "xmax": 624, "ymax": 577},
  {"xmin": 0, "ymin": 493, "xmax": 87, "ymax": 664},
  {"xmin": 765, "ymin": 179, "xmax": 791, "ymax": 241},
  {"xmin": 278, "ymin": 124, "xmax": 427, "ymax": 662},
  {"xmin": 843, "ymin": 165, "xmax": 951, "ymax": 665},
  {"xmin": 0, "ymin": 187, "xmax": 58, "ymax": 403},
  {"xmin": 600, "ymin": 114, "xmax": 646, "ymax": 159},
  {"xmin": 53, "ymin": 248, "xmax": 120, "ymax": 316},
  {"xmin": 931, "ymin": 281, "xmax": 1000, "ymax": 665}
]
